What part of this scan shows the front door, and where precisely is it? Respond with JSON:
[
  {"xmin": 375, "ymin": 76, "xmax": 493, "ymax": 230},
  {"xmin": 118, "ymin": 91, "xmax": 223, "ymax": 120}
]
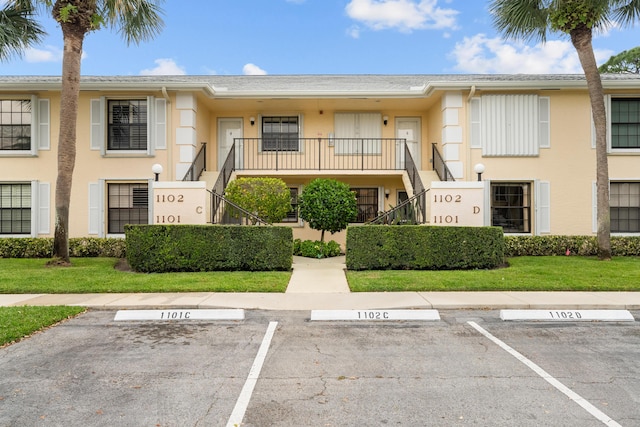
[
  {"xmin": 396, "ymin": 117, "xmax": 421, "ymax": 170},
  {"xmin": 218, "ymin": 118, "xmax": 243, "ymax": 169}
]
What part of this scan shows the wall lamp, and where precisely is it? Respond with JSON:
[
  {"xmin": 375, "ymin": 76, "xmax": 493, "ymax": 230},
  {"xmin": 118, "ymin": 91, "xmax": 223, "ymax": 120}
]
[
  {"xmin": 250, "ymin": 117, "xmax": 255, "ymax": 126},
  {"xmin": 385, "ymin": 188, "xmax": 390, "ymax": 199},
  {"xmin": 383, "ymin": 115, "xmax": 389, "ymax": 126},
  {"xmin": 151, "ymin": 163, "xmax": 163, "ymax": 182},
  {"xmin": 474, "ymin": 163, "xmax": 485, "ymax": 182}
]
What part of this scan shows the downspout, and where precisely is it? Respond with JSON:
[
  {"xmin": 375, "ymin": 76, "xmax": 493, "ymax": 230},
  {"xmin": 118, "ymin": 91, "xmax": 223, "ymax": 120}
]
[{"xmin": 161, "ymin": 86, "xmax": 173, "ymax": 180}]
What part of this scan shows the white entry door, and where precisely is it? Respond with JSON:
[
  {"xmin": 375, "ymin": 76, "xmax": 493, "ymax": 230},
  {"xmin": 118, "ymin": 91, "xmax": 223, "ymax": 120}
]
[
  {"xmin": 396, "ymin": 118, "xmax": 421, "ymax": 170},
  {"xmin": 218, "ymin": 118, "xmax": 243, "ymax": 170}
]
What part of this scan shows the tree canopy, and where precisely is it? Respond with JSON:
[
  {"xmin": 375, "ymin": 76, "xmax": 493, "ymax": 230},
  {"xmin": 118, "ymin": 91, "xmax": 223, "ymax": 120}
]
[
  {"xmin": 599, "ymin": 46, "xmax": 640, "ymax": 73},
  {"xmin": 298, "ymin": 179, "xmax": 358, "ymax": 242}
]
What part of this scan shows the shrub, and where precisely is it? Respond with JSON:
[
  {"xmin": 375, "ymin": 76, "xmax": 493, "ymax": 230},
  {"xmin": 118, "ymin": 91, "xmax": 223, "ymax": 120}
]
[
  {"xmin": 346, "ymin": 225, "xmax": 505, "ymax": 270},
  {"xmin": 293, "ymin": 239, "xmax": 341, "ymax": 258},
  {"xmin": 125, "ymin": 224, "xmax": 293, "ymax": 272},
  {"xmin": 298, "ymin": 178, "xmax": 358, "ymax": 242},
  {"xmin": 224, "ymin": 177, "xmax": 292, "ymax": 224},
  {"xmin": 504, "ymin": 235, "xmax": 640, "ymax": 257},
  {"xmin": 0, "ymin": 237, "xmax": 126, "ymax": 258}
]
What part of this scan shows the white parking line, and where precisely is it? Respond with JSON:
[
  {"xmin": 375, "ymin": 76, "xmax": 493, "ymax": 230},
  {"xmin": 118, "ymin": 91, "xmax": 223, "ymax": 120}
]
[
  {"xmin": 467, "ymin": 321, "xmax": 621, "ymax": 427},
  {"xmin": 226, "ymin": 321, "xmax": 278, "ymax": 427}
]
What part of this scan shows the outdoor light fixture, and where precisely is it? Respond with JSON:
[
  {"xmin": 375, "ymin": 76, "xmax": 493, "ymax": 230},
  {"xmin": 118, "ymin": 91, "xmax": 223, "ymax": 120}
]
[
  {"xmin": 383, "ymin": 116, "xmax": 389, "ymax": 126},
  {"xmin": 474, "ymin": 163, "xmax": 485, "ymax": 182},
  {"xmin": 250, "ymin": 117, "xmax": 255, "ymax": 126},
  {"xmin": 151, "ymin": 163, "xmax": 163, "ymax": 182},
  {"xmin": 385, "ymin": 188, "xmax": 390, "ymax": 199}
]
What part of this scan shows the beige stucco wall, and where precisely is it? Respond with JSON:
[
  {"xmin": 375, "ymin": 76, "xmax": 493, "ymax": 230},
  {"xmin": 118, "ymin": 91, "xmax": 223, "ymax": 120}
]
[{"xmin": 3, "ymin": 84, "xmax": 640, "ymax": 242}]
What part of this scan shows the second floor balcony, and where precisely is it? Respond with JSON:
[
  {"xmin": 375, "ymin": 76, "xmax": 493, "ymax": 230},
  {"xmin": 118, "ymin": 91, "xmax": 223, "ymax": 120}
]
[{"xmin": 233, "ymin": 137, "xmax": 408, "ymax": 171}]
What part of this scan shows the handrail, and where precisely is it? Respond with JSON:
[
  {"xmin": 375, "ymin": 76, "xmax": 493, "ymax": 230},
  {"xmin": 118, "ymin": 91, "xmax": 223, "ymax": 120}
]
[
  {"xmin": 404, "ymin": 145, "xmax": 427, "ymax": 220},
  {"xmin": 209, "ymin": 190, "xmax": 271, "ymax": 225},
  {"xmin": 365, "ymin": 189, "xmax": 429, "ymax": 225},
  {"xmin": 432, "ymin": 143, "xmax": 455, "ymax": 182},
  {"xmin": 182, "ymin": 143, "xmax": 207, "ymax": 181}
]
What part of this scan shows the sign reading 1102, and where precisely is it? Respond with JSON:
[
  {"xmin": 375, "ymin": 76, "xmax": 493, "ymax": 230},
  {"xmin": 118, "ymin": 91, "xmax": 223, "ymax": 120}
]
[
  {"xmin": 430, "ymin": 184, "xmax": 484, "ymax": 227},
  {"xmin": 152, "ymin": 182, "xmax": 207, "ymax": 225}
]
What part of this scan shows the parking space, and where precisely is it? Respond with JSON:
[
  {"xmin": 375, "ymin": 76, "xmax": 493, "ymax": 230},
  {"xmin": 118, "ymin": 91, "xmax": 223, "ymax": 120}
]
[{"xmin": 0, "ymin": 310, "xmax": 638, "ymax": 426}]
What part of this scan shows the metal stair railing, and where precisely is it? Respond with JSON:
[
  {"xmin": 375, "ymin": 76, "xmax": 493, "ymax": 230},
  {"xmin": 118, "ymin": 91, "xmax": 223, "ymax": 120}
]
[
  {"xmin": 365, "ymin": 189, "xmax": 429, "ymax": 225},
  {"xmin": 182, "ymin": 143, "xmax": 207, "ymax": 181},
  {"xmin": 432, "ymin": 143, "xmax": 455, "ymax": 182}
]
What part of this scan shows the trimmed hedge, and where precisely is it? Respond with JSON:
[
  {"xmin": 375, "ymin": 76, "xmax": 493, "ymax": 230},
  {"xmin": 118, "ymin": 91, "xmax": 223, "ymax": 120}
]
[
  {"xmin": 125, "ymin": 224, "xmax": 293, "ymax": 272},
  {"xmin": 505, "ymin": 235, "xmax": 640, "ymax": 257},
  {"xmin": 0, "ymin": 237, "xmax": 126, "ymax": 258},
  {"xmin": 346, "ymin": 225, "xmax": 505, "ymax": 270}
]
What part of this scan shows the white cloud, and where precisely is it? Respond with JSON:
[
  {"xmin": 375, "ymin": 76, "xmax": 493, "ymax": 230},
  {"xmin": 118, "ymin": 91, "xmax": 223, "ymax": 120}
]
[
  {"xmin": 24, "ymin": 45, "xmax": 63, "ymax": 63},
  {"xmin": 243, "ymin": 63, "xmax": 267, "ymax": 75},
  {"xmin": 450, "ymin": 34, "xmax": 613, "ymax": 74},
  {"xmin": 347, "ymin": 25, "xmax": 361, "ymax": 39},
  {"xmin": 345, "ymin": 0, "xmax": 458, "ymax": 33},
  {"xmin": 140, "ymin": 58, "xmax": 186, "ymax": 75}
]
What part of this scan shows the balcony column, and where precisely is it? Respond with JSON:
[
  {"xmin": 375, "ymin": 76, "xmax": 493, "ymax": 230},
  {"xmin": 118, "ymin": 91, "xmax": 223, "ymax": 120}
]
[
  {"xmin": 441, "ymin": 92, "xmax": 464, "ymax": 180},
  {"xmin": 175, "ymin": 94, "xmax": 198, "ymax": 180}
]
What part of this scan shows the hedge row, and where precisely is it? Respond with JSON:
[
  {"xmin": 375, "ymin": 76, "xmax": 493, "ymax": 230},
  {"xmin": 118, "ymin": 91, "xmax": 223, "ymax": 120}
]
[
  {"xmin": 0, "ymin": 237, "xmax": 126, "ymax": 258},
  {"xmin": 125, "ymin": 224, "xmax": 293, "ymax": 272},
  {"xmin": 346, "ymin": 225, "xmax": 505, "ymax": 270},
  {"xmin": 505, "ymin": 235, "xmax": 640, "ymax": 257}
]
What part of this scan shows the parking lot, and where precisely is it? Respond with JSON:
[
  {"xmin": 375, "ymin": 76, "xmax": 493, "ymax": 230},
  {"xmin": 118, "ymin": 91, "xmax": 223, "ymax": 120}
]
[{"xmin": 1, "ymin": 309, "xmax": 639, "ymax": 426}]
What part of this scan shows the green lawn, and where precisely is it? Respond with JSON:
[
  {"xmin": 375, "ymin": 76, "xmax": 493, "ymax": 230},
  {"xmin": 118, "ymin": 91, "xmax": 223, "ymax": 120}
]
[
  {"xmin": 0, "ymin": 258, "xmax": 290, "ymax": 294},
  {"xmin": 0, "ymin": 306, "xmax": 85, "ymax": 347},
  {"xmin": 347, "ymin": 256, "xmax": 640, "ymax": 292}
]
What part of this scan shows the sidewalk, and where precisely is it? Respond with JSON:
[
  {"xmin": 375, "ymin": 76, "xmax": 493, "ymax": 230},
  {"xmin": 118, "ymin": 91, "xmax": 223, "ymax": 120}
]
[{"xmin": 1, "ymin": 256, "xmax": 640, "ymax": 310}]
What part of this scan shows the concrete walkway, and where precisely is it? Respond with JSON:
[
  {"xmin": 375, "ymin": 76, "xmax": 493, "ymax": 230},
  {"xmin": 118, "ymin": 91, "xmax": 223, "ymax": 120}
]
[{"xmin": 1, "ymin": 256, "xmax": 640, "ymax": 310}]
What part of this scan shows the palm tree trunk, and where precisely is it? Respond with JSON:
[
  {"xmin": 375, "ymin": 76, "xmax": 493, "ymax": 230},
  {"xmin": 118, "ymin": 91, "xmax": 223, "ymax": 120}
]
[
  {"xmin": 570, "ymin": 27, "xmax": 611, "ymax": 260},
  {"xmin": 52, "ymin": 24, "xmax": 84, "ymax": 264}
]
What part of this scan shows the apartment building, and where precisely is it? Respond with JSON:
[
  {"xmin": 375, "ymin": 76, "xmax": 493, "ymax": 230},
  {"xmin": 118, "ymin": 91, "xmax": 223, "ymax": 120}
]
[{"xmin": 1, "ymin": 74, "xmax": 639, "ymax": 245}]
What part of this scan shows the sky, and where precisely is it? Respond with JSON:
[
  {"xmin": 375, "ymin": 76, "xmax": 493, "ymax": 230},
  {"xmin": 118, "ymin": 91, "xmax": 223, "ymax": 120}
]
[{"xmin": 2, "ymin": 0, "xmax": 640, "ymax": 76}]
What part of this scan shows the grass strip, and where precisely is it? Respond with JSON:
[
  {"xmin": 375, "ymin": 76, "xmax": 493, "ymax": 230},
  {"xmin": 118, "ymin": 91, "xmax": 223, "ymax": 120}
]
[
  {"xmin": 347, "ymin": 256, "xmax": 640, "ymax": 292},
  {"xmin": 0, "ymin": 258, "xmax": 290, "ymax": 293},
  {"xmin": 0, "ymin": 306, "xmax": 86, "ymax": 346}
]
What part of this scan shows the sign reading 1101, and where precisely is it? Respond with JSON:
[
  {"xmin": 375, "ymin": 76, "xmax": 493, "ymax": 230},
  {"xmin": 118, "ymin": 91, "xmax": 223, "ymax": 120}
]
[
  {"xmin": 152, "ymin": 181, "xmax": 207, "ymax": 225},
  {"xmin": 430, "ymin": 182, "xmax": 485, "ymax": 227}
]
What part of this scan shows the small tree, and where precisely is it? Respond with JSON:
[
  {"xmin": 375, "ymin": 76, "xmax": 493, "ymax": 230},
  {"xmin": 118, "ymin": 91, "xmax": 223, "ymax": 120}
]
[
  {"xmin": 298, "ymin": 178, "xmax": 358, "ymax": 242},
  {"xmin": 224, "ymin": 177, "xmax": 291, "ymax": 224}
]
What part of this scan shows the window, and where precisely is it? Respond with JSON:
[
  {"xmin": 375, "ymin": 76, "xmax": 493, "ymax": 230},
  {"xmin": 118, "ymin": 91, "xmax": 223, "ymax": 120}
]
[
  {"xmin": 611, "ymin": 98, "xmax": 640, "ymax": 149},
  {"xmin": 0, "ymin": 100, "xmax": 31, "ymax": 151},
  {"xmin": 0, "ymin": 184, "xmax": 31, "ymax": 234},
  {"xmin": 262, "ymin": 116, "xmax": 299, "ymax": 151},
  {"xmin": 282, "ymin": 187, "xmax": 299, "ymax": 223},
  {"xmin": 91, "ymin": 97, "xmax": 166, "ymax": 155},
  {"xmin": 470, "ymin": 95, "xmax": 550, "ymax": 156},
  {"xmin": 353, "ymin": 188, "xmax": 378, "ymax": 223},
  {"xmin": 611, "ymin": 182, "xmax": 640, "ymax": 232},
  {"xmin": 491, "ymin": 183, "xmax": 531, "ymax": 233},
  {"xmin": 334, "ymin": 113, "xmax": 382, "ymax": 154},
  {"xmin": 108, "ymin": 100, "xmax": 147, "ymax": 150},
  {"xmin": 107, "ymin": 183, "xmax": 148, "ymax": 234}
]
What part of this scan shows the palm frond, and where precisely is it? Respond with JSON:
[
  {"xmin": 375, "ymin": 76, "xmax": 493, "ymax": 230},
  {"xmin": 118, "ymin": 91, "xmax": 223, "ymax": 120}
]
[
  {"xmin": 101, "ymin": 0, "xmax": 165, "ymax": 45},
  {"xmin": 612, "ymin": 0, "xmax": 640, "ymax": 27},
  {"xmin": 490, "ymin": 0, "xmax": 551, "ymax": 42},
  {"xmin": 0, "ymin": 2, "xmax": 46, "ymax": 62}
]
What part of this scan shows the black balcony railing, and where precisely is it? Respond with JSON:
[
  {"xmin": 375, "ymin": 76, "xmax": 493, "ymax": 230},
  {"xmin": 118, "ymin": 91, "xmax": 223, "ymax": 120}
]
[{"xmin": 234, "ymin": 138, "xmax": 406, "ymax": 171}]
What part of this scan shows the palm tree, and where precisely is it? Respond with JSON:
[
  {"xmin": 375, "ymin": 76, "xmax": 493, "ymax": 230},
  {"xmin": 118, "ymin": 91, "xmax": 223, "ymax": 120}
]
[
  {"xmin": 0, "ymin": 2, "xmax": 45, "ymax": 61},
  {"xmin": 490, "ymin": 0, "xmax": 640, "ymax": 261},
  {"xmin": 0, "ymin": 0, "xmax": 164, "ymax": 264}
]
